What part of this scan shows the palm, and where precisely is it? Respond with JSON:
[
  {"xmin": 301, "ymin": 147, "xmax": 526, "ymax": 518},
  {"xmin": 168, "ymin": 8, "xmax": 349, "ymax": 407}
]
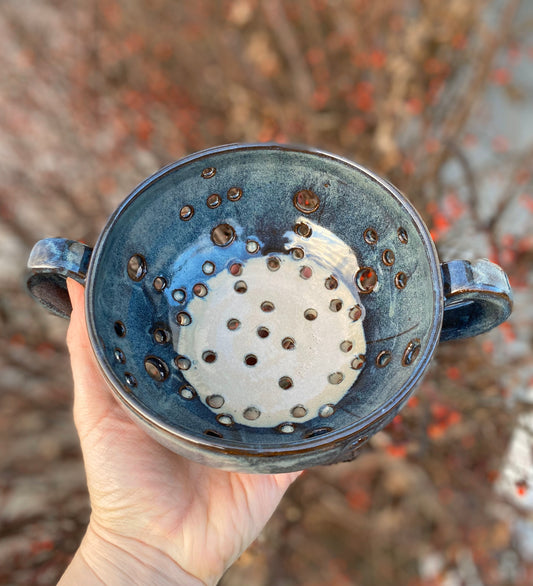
[{"xmin": 67, "ymin": 280, "xmax": 299, "ymax": 584}]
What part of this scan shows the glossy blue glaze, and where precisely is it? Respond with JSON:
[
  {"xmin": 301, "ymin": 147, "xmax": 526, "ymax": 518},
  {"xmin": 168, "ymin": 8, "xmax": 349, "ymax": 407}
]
[
  {"xmin": 27, "ymin": 238, "xmax": 91, "ymax": 317},
  {"xmin": 440, "ymin": 258, "xmax": 513, "ymax": 341},
  {"xmin": 26, "ymin": 144, "xmax": 513, "ymax": 473}
]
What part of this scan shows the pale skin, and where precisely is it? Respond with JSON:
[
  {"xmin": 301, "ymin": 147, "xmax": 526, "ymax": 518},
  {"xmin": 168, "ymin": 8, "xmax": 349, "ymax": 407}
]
[{"xmin": 60, "ymin": 279, "xmax": 301, "ymax": 585}]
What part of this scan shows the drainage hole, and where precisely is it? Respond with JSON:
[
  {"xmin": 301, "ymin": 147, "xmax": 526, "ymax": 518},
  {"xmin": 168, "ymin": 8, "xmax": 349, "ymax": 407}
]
[
  {"xmin": 382, "ymin": 249, "xmax": 395, "ymax": 266},
  {"xmin": 216, "ymin": 414, "xmax": 234, "ymax": 426},
  {"xmin": 291, "ymin": 405, "xmax": 307, "ymax": 418},
  {"xmin": 179, "ymin": 385, "xmax": 196, "ymax": 400},
  {"xmin": 204, "ymin": 429, "xmax": 223, "ymax": 438},
  {"xmin": 364, "ymin": 227, "xmax": 378, "ymax": 245},
  {"xmin": 295, "ymin": 222, "xmax": 312, "ymax": 238},
  {"xmin": 351, "ymin": 355, "xmax": 366, "ymax": 370},
  {"xmin": 402, "ymin": 339, "xmax": 421, "ymax": 366},
  {"xmin": 202, "ymin": 261, "xmax": 215, "ymax": 275},
  {"xmin": 300, "ymin": 266, "xmax": 313, "ymax": 279},
  {"xmin": 279, "ymin": 376, "xmax": 293, "ymax": 390},
  {"xmin": 174, "ymin": 355, "xmax": 191, "ymax": 370},
  {"xmin": 395, "ymin": 272, "xmax": 408, "ymax": 290},
  {"xmin": 319, "ymin": 404, "xmax": 335, "ymax": 418},
  {"xmin": 282, "ymin": 337, "xmax": 295, "ymax": 350},
  {"xmin": 257, "ymin": 326, "xmax": 270, "ymax": 338},
  {"xmin": 304, "ymin": 427, "xmax": 333, "ymax": 438},
  {"xmin": 376, "ymin": 350, "xmax": 392, "ymax": 367},
  {"xmin": 340, "ymin": 340, "xmax": 353, "ymax": 353},
  {"xmin": 329, "ymin": 299, "xmax": 343, "ymax": 312},
  {"xmin": 356, "ymin": 267, "xmax": 378, "ymax": 293},
  {"xmin": 325, "ymin": 275, "xmax": 338, "ymax": 290},
  {"xmin": 398, "ymin": 227, "xmax": 409, "ymax": 244},
  {"xmin": 179, "ymin": 205, "xmax": 194, "ymax": 221},
  {"xmin": 114, "ymin": 320, "xmax": 126, "ymax": 337},
  {"xmin": 193, "ymin": 283, "xmax": 208, "ymax": 297},
  {"xmin": 176, "ymin": 312, "xmax": 192, "ymax": 326},
  {"xmin": 291, "ymin": 247, "xmax": 305, "ymax": 260},
  {"xmin": 279, "ymin": 423, "xmax": 295, "ymax": 434},
  {"xmin": 153, "ymin": 276, "xmax": 167, "ymax": 292},
  {"xmin": 243, "ymin": 406, "xmax": 261, "ymax": 421},
  {"xmin": 114, "ymin": 348, "xmax": 126, "ymax": 364},
  {"xmin": 293, "ymin": 189, "xmax": 320, "ymax": 214},
  {"xmin": 229, "ymin": 262, "xmax": 243, "ymax": 276},
  {"xmin": 206, "ymin": 193, "xmax": 221, "ymax": 208},
  {"xmin": 267, "ymin": 257, "xmax": 281, "ymax": 271},
  {"xmin": 260, "ymin": 300, "xmax": 275, "ymax": 312},
  {"xmin": 172, "ymin": 288, "xmax": 187, "ymax": 303},
  {"xmin": 211, "ymin": 223, "xmax": 236, "ymax": 247},
  {"xmin": 202, "ymin": 350, "xmax": 217, "ymax": 363},
  {"xmin": 246, "ymin": 239, "xmax": 260, "ymax": 254},
  {"xmin": 304, "ymin": 308, "xmax": 317, "ymax": 321},
  {"xmin": 144, "ymin": 356, "xmax": 169, "ymax": 382},
  {"xmin": 125, "ymin": 373, "xmax": 137, "ymax": 388},
  {"xmin": 349, "ymin": 305, "xmax": 363, "ymax": 321},
  {"xmin": 234, "ymin": 280, "xmax": 247, "ymax": 294},
  {"xmin": 328, "ymin": 372, "xmax": 344, "ymax": 385},
  {"xmin": 244, "ymin": 353, "xmax": 258, "ymax": 366},
  {"xmin": 127, "ymin": 254, "xmax": 147, "ymax": 281},
  {"xmin": 153, "ymin": 328, "xmax": 171, "ymax": 344},
  {"xmin": 227, "ymin": 318, "xmax": 241, "ymax": 331},
  {"xmin": 206, "ymin": 394, "xmax": 224, "ymax": 408},
  {"xmin": 227, "ymin": 186, "xmax": 243, "ymax": 201}
]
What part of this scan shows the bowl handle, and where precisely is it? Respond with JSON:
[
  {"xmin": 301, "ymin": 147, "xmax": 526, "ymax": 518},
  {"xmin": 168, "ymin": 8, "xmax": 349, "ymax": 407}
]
[
  {"xmin": 26, "ymin": 238, "xmax": 92, "ymax": 319},
  {"xmin": 440, "ymin": 259, "xmax": 513, "ymax": 341}
]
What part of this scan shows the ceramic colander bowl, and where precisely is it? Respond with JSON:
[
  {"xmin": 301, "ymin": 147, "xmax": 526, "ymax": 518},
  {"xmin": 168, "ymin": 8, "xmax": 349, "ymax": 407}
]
[{"xmin": 27, "ymin": 143, "xmax": 512, "ymax": 473}]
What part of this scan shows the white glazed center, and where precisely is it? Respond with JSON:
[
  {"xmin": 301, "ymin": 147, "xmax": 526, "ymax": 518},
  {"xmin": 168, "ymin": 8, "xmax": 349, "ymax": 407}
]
[{"xmin": 177, "ymin": 225, "xmax": 367, "ymax": 427}]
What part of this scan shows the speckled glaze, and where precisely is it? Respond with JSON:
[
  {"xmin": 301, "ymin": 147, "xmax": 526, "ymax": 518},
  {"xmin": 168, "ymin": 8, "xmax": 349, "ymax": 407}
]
[{"xmin": 26, "ymin": 144, "xmax": 513, "ymax": 473}]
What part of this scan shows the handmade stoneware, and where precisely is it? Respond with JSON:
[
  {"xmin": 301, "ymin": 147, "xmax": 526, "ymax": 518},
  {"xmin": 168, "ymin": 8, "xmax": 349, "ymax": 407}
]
[{"xmin": 26, "ymin": 144, "xmax": 513, "ymax": 473}]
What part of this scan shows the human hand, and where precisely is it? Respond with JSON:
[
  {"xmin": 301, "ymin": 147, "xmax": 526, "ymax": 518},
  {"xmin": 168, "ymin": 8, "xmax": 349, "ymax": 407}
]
[{"xmin": 60, "ymin": 279, "xmax": 301, "ymax": 585}]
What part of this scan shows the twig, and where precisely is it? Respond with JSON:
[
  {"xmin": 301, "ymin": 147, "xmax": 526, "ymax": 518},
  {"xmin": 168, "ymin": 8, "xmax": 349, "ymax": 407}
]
[
  {"xmin": 261, "ymin": 0, "xmax": 315, "ymax": 111},
  {"xmin": 423, "ymin": 0, "xmax": 522, "ymax": 185}
]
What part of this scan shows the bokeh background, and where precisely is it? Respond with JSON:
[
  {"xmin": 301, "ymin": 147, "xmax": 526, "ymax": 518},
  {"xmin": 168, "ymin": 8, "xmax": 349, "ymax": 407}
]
[{"xmin": 1, "ymin": 0, "xmax": 532, "ymax": 584}]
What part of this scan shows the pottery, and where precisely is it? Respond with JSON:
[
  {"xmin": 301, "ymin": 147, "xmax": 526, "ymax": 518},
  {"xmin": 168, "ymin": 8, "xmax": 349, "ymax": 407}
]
[{"xmin": 26, "ymin": 143, "xmax": 513, "ymax": 473}]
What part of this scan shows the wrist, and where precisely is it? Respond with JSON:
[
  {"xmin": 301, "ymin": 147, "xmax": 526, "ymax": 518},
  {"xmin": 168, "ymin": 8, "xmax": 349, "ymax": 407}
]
[{"xmin": 59, "ymin": 520, "xmax": 209, "ymax": 586}]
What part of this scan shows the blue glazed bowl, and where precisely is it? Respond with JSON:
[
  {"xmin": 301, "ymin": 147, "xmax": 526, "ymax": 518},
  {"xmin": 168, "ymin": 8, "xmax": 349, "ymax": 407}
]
[{"xmin": 27, "ymin": 144, "xmax": 512, "ymax": 473}]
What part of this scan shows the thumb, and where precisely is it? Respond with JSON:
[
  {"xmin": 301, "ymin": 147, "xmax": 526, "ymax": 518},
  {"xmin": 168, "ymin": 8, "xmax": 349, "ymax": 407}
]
[{"xmin": 66, "ymin": 278, "xmax": 119, "ymax": 438}]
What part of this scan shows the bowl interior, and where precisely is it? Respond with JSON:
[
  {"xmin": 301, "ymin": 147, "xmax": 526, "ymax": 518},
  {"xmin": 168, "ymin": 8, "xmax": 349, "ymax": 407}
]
[{"xmin": 88, "ymin": 145, "xmax": 441, "ymax": 451}]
